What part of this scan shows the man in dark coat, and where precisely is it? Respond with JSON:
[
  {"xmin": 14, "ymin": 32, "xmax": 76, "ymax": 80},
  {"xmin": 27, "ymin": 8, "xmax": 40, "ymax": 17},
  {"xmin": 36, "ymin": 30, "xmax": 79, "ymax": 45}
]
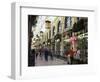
[{"xmin": 44, "ymin": 47, "xmax": 49, "ymax": 61}]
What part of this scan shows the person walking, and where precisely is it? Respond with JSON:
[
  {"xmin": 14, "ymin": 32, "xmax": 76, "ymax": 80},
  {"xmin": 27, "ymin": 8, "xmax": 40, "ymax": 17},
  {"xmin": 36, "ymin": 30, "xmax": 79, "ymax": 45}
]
[
  {"xmin": 67, "ymin": 47, "xmax": 75, "ymax": 64},
  {"xmin": 74, "ymin": 48, "xmax": 81, "ymax": 64},
  {"xmin": 35, "ymin": 49, "xmax": 39, "ymax": 60},
  {"xmin": 39, "ymin": 47, "xmax": 44, "ymax": 60},
  {"xmin": 44, "ymin": 47, "xmax": 49, "ymax": 61},
  {"xmin": 49, "ymin": 49, "xmax": 53, "ymax": 60}
]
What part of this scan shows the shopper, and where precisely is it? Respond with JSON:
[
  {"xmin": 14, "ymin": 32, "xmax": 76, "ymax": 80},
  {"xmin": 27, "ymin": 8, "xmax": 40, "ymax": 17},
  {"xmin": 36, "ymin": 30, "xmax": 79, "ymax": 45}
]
[
  {"xmin": 39, "ymin": 47, "xmax": 44, "ymax": 60},
  {"xmin": 74, "ymin": 48, "xmax": 81, "ymax": 64},
  {"xmin": 49, "ymin": 49, "xmax": 53, "ymax": 60},
  {"xmin": 35, "ymin": 49, "xmax": 39, "ymax": 59},
  {"xmin": 68, "ymin": 47, "xmax": 75, "ymax": 64},
  {"xmin": 44, "ymin": 47, "xmax": 49, "ymax": 61},
  {"xmin": 64, "ymin": 49, "xmax": 69, "ymax": 62}
]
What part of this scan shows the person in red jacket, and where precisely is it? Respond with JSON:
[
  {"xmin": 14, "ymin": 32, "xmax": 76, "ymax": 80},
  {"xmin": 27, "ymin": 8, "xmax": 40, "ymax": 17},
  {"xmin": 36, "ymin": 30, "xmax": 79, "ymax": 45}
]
[{"xmin": 66, "ymin": 47, "xmax": 76, "ymax": 64}]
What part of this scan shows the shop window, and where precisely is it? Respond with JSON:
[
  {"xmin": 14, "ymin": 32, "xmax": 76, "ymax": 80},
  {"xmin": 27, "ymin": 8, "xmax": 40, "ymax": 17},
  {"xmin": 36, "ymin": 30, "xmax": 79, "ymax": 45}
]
[
  {"xmin": 47, "ymin": 33, "xmax": 48, "ymax": 40},
  {"xmin": 53, "ymin": 26, "xmax": 55, "ymax": 36},
  {"xmin": 58, "ymin": 21, "xmax": 62, "ymax": 33},
  {"xmin": 65, "ymin": 17, "xmax": 68, "ymax": 28},
  {"xmin": 65, "ymin": 17, "xmax": 72, "ymax": 28},
  {"xmin": 49, "ymin": 30, "xmax": 51, "ymax": 38}
]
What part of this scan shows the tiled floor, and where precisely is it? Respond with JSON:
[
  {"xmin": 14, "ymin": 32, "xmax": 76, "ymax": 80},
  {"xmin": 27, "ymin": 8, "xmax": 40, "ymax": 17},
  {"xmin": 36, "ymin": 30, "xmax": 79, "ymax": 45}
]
[{"xmin": 35, "ymin": 55, "xmax": 68, "ymax": 66}]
